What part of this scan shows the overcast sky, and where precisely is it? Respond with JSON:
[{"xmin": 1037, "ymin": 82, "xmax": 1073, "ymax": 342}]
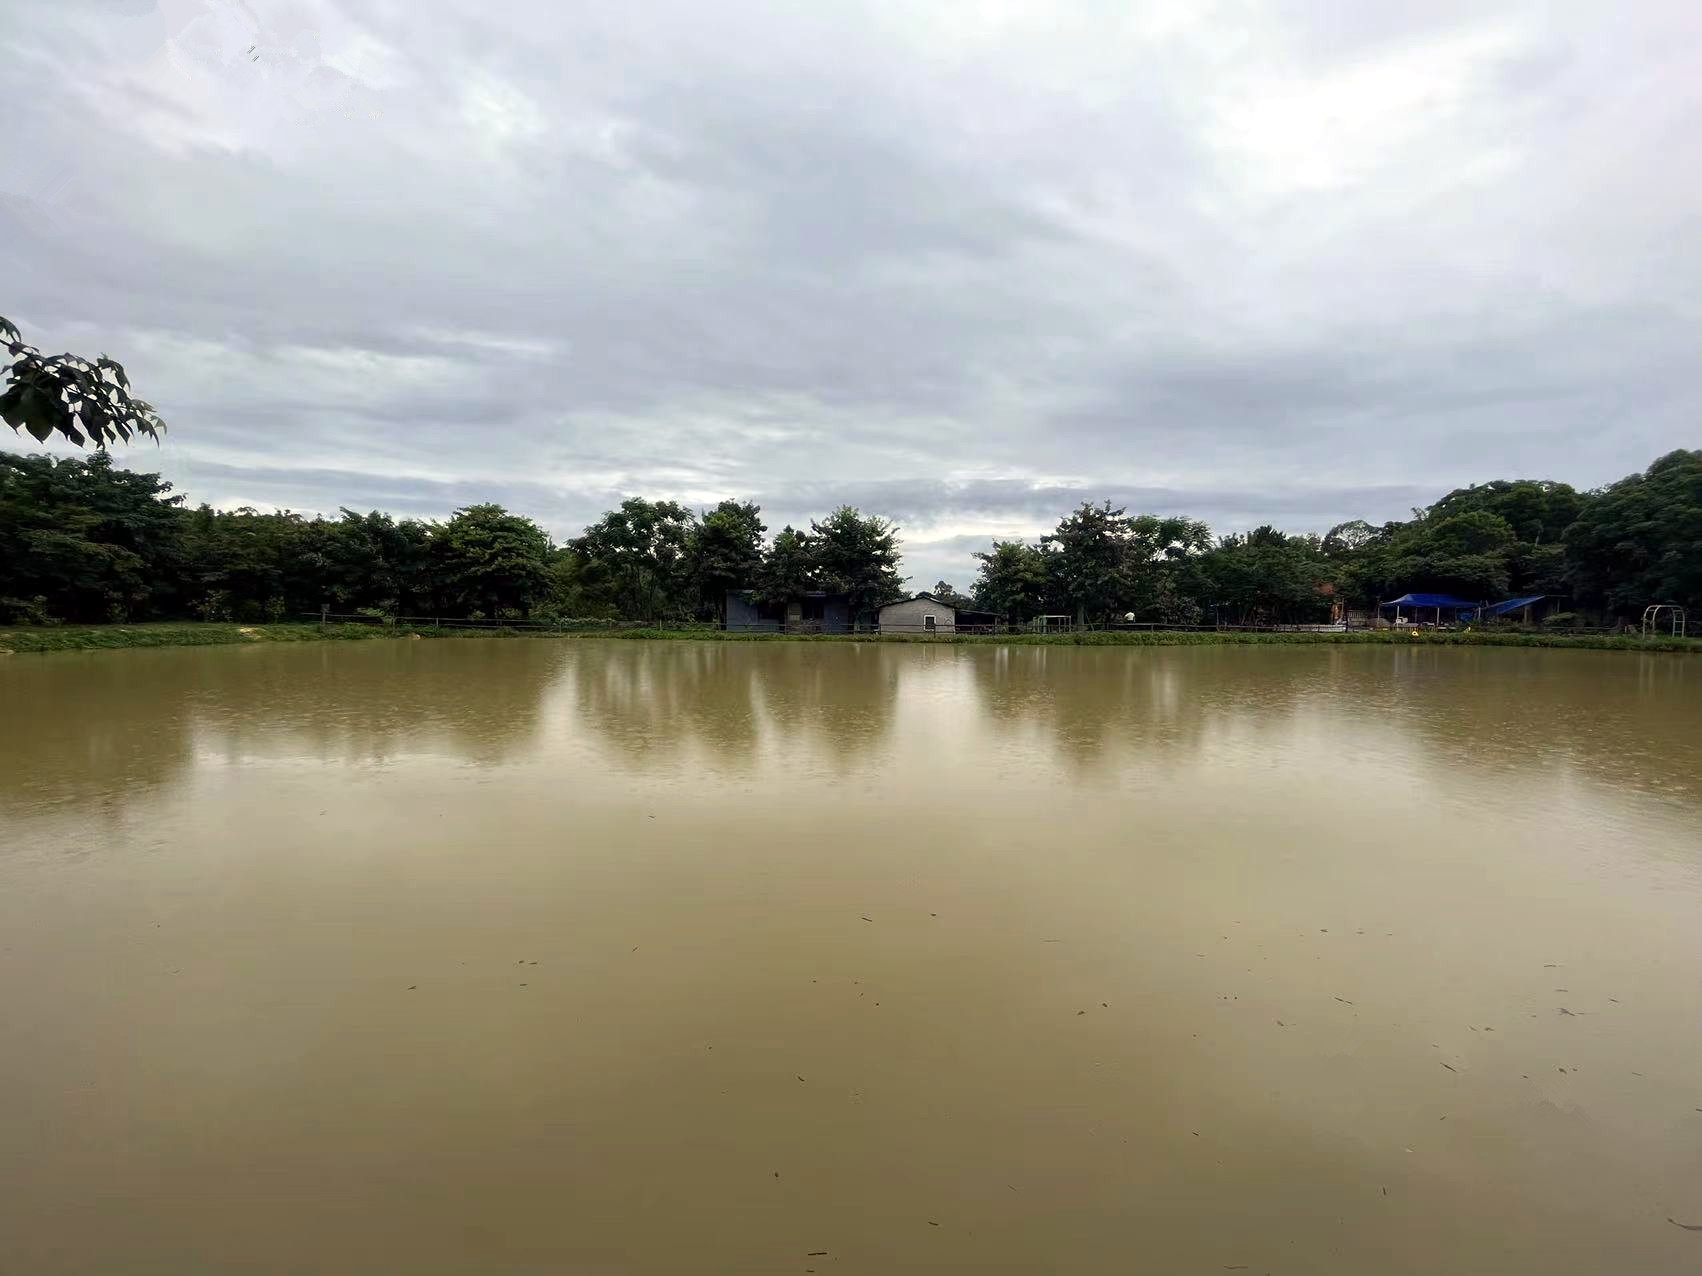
[{"xmin": 5, "ymin": 1, "xmax": 1699, "ymax": 587}]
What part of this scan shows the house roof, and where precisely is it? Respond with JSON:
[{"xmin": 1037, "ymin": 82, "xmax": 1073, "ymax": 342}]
[
  {"xmin": 1480, "ymin": 595, "xmax": 1549, "ymax": 617},
  {"xmin": 877, "ymin": 592, "xmax": 956, "ymax": 611},
  {"xmin": 1380, "ymin": 592, "xmax": 1478, "ymax": 610},
  {"xmin": 729, "ymin": 588, "xmax": 847, "ymax": 600}
]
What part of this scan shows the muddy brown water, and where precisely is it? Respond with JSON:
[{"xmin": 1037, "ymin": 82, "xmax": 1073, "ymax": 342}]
[{"xmin": 1, "ymin": 639, "xmax": 1699, "ymax": 1274}]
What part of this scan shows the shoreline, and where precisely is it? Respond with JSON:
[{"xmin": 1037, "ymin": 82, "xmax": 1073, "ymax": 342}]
[
  {"xmin": 0, "ymin": 623, "xmax": 504, "ymax": 655},
  {"xmin": 3, "ymin": 622, "xmax": 1697, "ymax": 656}
]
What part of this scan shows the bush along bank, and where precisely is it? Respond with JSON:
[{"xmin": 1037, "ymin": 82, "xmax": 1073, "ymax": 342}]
[
  {"xmin": 3, "ymin": 622, "xmax": 1696, "ymax": 656},
  {"xmin": 0, "ymin": 622, "xmax": 523, "ymax": 654},
  {"xmin": 595, "ymin": 627, "xmax": 1701, "ymax": 653}
]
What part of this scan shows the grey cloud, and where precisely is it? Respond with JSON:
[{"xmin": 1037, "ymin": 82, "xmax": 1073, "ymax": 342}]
[
  {"xmin": 4, "ymin": 0, "xmax": 1699, "ymax": 588},
  {"xmin": 757, "ymin": 478, "xmax": 1439, "ymax": 530}
]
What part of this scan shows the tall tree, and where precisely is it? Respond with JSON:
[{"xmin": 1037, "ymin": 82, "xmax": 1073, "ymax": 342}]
[
  {"xmin": 572, "ymin": 498, "xmax": 698, "ymax": 620},
  {"xmin": 1124, "ymin": 513, "xmax": 1212, "ymax": 619},
  {"xmin": 0, "ymin": 451, "xmax": 186, "ymax": 622},
  {"xmin": 539, "ymin": 547, "xmax": 613, "ymax": 619},
  {"xmin": 929, "ymin": 580, "xmax": 974, "ymax": 610},
  {"xmin": 2, "ymin": 316, "xmax": 165, "ymax": 447},
  {"xmin": 433, "ymin": 504, "xmax": 553, "ymax": 618},
  {"xmin": 753, "ymin": 525, "xmax": 817, "ymax": 604},
  {"xmin": 971, "ymin": 541, "xmax": 1049, "ymax": 622},
  {"xmin": 1041, "ymin": 501, "xmax": 1134, "ymax": 625},
  {"xmin": 1385, "ymin": 511, "xmax": 1518, "ymax": 600},
  {"xmin": 317, "ymin": 509, "xmax": 435, "ymax": 616},
  {"xmin": 1427, "ymin": 479, "xmax": 1585, "ymax": 546},
  {"xmin": 688, "ymin": 500, "xmax": 766, "ymax": 620},
  {"xmin": 179, "ymin": 505, "xmax": 302, "ymax": 621},
  {"xmin": 1196, "ymin": 527, "xmax": 1332, "ymax": 625},
  {"xmin": 808, "ymin": 506, "xmax": 904, "ymax": 618},
  {"xmin": 1563, "ymin": 449, "xmax": 1702, "ymax": 613}
]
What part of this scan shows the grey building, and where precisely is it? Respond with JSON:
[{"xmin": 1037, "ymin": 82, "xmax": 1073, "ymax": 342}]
[
  {"xmin": 725, "ymin": 589, "xmax": 854, "ymax": 633},
  {"xmin": 876, "ymin": 593, "xmax": 958, "ymax": 634}
]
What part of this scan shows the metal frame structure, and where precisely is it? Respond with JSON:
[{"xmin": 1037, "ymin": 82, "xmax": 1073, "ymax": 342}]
[{"xmin": 1641, "ymin": 604, "xmax": 1687, "ymax": 638}]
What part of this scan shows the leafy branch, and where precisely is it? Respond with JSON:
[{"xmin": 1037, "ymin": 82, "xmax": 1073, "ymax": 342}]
[{"xmin": 1, "ymin": 315, "xmax": 165, "ymax": 447}]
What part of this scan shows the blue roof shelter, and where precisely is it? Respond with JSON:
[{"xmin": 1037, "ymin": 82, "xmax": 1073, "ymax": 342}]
[
  {"xmin": 1380, "ymin": 593, "xmax": 1478, "ymax": 626},
  {"xmin": 1477, "ymin": 595, "xmax": 1548, "ymax": 619}
]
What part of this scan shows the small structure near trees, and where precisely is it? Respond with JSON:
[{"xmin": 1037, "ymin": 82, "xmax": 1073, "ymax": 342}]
[
  {"xmin": 877, "ymin": 592, "xmax": 958, "ymax": 634},
  {"xmin": 725, "ymin": 589, "xmax": 853, "ymax": 633},
  {"xmin": 1642, "ymin": 604, "xmax": 1687, "ymax": 639},
  {"xmin": 1468, "ymin": 595, "xmax": 1564, "ymax": 625},
  {"xmin": 1380, "ymin": 593, "xmax": 1478, "ymax": 628}
]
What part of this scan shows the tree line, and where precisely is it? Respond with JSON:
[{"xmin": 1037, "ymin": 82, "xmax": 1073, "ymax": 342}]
[
  {"xmin": 1, "ymin": 446, "xmax": 1696, "ymax": 627},
  {"xmin": 5, "ymin": 317, "xmax": 1696, "ymax": 628},
  {"xmin": 973, "ymin": 451, "xmax": 1699, "ymax": 627},
  {"xmin": 0, "ymin": 451, "xmax": 903, "ymax": 625}
]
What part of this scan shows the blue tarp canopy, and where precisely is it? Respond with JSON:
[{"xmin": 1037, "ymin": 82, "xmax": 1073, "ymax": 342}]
[
  {"xmin": 1479, "ymin": 594, "xmax": 1547, "ymax": 618},
  {"xmin": 1380, "ymin": 593, "xmax": 1477, "ymax": 610}
]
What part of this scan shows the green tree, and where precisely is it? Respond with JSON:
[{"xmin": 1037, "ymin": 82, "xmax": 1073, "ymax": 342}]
[
  {"xmin": 1564, "ymin": 449, "xmax": 1702, "ymax": 614},
  {"xmin": 179, "ymin": 506, "xmax": 308, "ymax": 621},
  {"xmin": 0, "ymin": 451, "xmax": 186, "ymax": 622},
  {"xmin": 929, "ymin": 580, "xmax": 974, "ymax": 610},
  {"xmin": 1124, "ymin": 513, "xmax": 1212, "ymax": 619},
  {"xmin": 1333, "ymin": 480, "xmax": 1593, "ymax": 609},
  {"xmin": 972, "ymin": 540, "xmax": 1049, "ymax": 623},
  {"xmin": 688, "ymin": 500, "xmax": 766, "ymax": 620},
  {"xmin": 434, "ymin": 504, "xmax": 553, "ymax": 618},
  {"xmin": 1385, "ymin": 511, "xmax": 1518, "ymax": 600},
  {"xmin": 753, "ymin": 525, "xmax": 817, "ymax": 604},
  {"xmin": 2, "ymin": 316, "xmax": 165, "ymax": 447},
  {"xmin": 536, "ymin": 547, "xmax": 615, "ymax": 620},
  {"xmin": 1038, "ymin": 503, "xmax": 1208, "ymax": 624},
  {"xmin": 1428, "ymin": 479, "xmax": 1584, "ymax": 546},
  {"xmin": 307, "ymin": 509, "xmax": 435, "ymax": 617},
  {"xmin": 1196, "ymin": 526, "xmax": 1332, "ymax": 625},
  {"xmin": 808, "ymin": 505, "xmax": 905, "ymax": 618},
  {"xmin": 1041, "ymin": 501, "xmax": 1132, "ymax": 625},
  {"xmin": 1323, "ymin": 519, "xmax": 1381, "ymax": 555},
  {"xmin": 572, "ymin": 498, "xmax": 698, "ymax": 620}
]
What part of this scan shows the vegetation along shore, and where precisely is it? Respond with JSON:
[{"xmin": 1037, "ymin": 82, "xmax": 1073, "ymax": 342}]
[
  {"xmin": 2, "ymin": 443, "xmax": 1697, "ymax": 634},
  {"xmin": 3, "ymin": 622, "xmax": 1697, "ymax": 657}
]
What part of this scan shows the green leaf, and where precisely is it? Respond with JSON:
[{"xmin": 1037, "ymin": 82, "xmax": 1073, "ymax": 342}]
[{"xmin": 19, "ymin": 385, "xmax": 66, "ymax": 442}]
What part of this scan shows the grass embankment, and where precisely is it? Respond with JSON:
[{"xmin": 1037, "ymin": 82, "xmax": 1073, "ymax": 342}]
[
  {"xmin": 0, "ymin": 622, "xmax": 495, "ymax": 655},
  {"xmin": 3, "ymin": 622, "xmax": 1697, "ymax": 655},
  {"xmin": 603, "ymin": 627, "xmax": 1702, "ymax": 653}
]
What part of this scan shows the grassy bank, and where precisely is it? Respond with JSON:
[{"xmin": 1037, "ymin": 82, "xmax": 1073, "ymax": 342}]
[
  {"xmin": 3, "ymin": 622, "xmax": 1697, "ymax": 656},
  {"xmin": 0, "ymin": 622, "xmax": 500, "ymax": 655},
  {"xmin": 601, "ymin": 627, "xmax": 1702, "ymax": 653}
]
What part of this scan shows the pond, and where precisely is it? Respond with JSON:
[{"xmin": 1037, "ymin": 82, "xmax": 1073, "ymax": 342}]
[{"xmin": 2, "ymin": 639, "xmax": 1699, "ymax": 1274}]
